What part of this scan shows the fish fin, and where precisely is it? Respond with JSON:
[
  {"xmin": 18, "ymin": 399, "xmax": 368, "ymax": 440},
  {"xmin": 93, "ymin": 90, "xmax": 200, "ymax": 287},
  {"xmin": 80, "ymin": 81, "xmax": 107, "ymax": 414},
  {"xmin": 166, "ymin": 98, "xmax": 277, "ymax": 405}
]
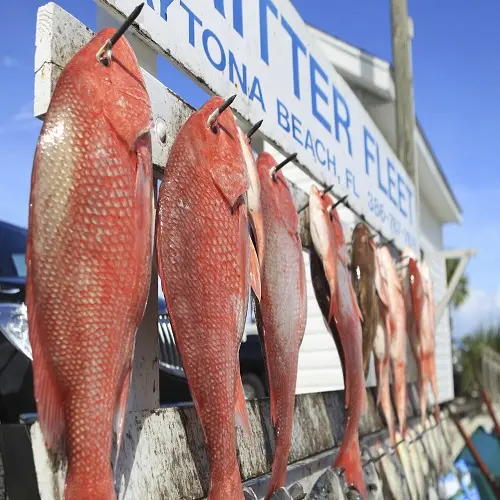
[
  {"xmin": 270, "ymin": 386, "xmax": 278, "ymax": 430},
  {"xmin": 326, "ymin": 274, "xmax": 340, "ymax": 325},
  {"xmin": 249, "ymin": 211, "xmax": 265, "ymax": 268},
  {"xmin": 27, "ymin": 273, "xmax": 64, "ymax": 450},
  {"xmin": 135, "ymin": 133, "xmax": 154, "ymax": 320},
  {"xmin": 235, "ymin": 373, "xmax": 253, "ymax": 444},
  {"xmin": 327, "ymin": 292, "xmax": 337, "ymax": 325},
  {"xmin": 113, "ymin": 364, "xmax": 132, "ymax": 473},
  {"xmin": 419, "ymin": 365, "xmax": 428, "ymax": 426},
  {"xmin": 131, "ymin": 121, "xmax": 155, "ymax": 152},
  {"xmin": 374, "ymin": 357, "xmax": 383, "ymax": 407},
  {"xmin": 334, "ymin": 433, "xmax": 367, "ymax": 499},
  {"xmin": 211, "ymin": 162, "xmax": 250, "ymax": 209},
  {"xmin": 249, "ymin": 237, "xmax": 261, "ymax": 302},
  {"xmin": 361, "ymin": 385, "xmax": 368, "ymax": 415}
]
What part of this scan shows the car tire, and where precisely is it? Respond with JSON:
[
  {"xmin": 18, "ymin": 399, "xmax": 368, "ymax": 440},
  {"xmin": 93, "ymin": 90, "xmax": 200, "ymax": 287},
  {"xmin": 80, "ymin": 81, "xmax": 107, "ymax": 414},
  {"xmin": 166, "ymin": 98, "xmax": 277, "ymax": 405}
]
[{"xmin": 241, "ymin": 373, "xmax": 266, "ymax": 400}]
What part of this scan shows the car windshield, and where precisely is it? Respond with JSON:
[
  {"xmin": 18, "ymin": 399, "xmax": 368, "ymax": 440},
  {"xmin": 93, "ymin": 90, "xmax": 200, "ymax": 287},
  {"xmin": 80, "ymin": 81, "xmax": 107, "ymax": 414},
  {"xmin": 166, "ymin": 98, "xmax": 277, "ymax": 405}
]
[{"xmin": 0, "ymin": 221, "xmax": 28, "ymax": 278}]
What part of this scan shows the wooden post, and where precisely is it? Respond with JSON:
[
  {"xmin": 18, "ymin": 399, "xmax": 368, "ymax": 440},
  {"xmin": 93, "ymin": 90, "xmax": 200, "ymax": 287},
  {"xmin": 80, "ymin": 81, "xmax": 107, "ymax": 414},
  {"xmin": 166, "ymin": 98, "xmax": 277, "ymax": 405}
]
[
  {"xmin": 96, "ymin": 5, "xmax": 159, "ymax": 411},
  {"xmin": 452, "ymin": 413, "xmax": 500, "ymax": 497},
  {"xmin": 390, "ymin": 0, "xmax": 420, "ymax": 247},
  {"xmin": 479, "ymin": 388, "xmax": 500, "ymax": 439}
]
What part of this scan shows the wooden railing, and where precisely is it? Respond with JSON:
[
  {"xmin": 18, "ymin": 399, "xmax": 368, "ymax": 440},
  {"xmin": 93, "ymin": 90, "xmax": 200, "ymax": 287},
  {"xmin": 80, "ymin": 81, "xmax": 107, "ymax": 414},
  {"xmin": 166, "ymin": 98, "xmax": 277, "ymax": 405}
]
[{"xmin": 481, "ymin": 346, "xmax": 500, "ymax": 401}]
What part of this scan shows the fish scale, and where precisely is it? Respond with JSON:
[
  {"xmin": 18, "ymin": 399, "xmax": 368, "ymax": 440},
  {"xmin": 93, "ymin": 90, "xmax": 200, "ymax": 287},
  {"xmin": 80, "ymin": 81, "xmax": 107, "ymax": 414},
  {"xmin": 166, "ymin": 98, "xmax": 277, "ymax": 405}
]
[{"xmin": 27, "ymin": 28, "xmax": 153, "ymax": 499}]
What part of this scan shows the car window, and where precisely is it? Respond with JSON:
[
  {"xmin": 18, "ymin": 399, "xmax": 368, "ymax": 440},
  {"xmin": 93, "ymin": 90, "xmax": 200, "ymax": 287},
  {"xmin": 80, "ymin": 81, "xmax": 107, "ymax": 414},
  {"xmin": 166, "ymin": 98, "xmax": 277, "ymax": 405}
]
[{"xmin": 0, "ymin": 222, "xmax": 28, "ymax": 277}]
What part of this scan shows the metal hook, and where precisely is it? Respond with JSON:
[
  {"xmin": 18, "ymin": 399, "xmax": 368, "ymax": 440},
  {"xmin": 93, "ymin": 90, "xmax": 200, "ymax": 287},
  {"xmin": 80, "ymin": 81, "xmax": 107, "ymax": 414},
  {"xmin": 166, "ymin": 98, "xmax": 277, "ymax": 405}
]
[
  {"xmin": 96, "ymin": 3, "xmax": 145, "ymax": 65},
  {"xmin": 330, "ymin": 195, "xmax": 348, "ymax": 211},
  {"xmin": 207, "ymin": 94, "xmax": 237, "ymax": 128},
  {"xmin": 271, "ymin": 153, "xmax": 297, "ymax": 181},
  {"xmin": 297, "ymin": 184, "xmax": 334, "ymax": 214},
  {"xmin": 247, "ymin": 119, "xmax": 263, "ymax": 141}
]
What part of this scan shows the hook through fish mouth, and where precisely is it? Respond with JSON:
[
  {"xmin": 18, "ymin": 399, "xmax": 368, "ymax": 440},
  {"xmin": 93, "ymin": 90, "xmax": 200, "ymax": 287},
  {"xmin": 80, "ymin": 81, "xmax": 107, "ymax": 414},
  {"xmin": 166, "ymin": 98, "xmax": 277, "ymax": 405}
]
[
  {"xmin": 96, "ymin": 3, "xmax": 145, "ymax": 66},
  {"xmin": 207, "ymin": 95, "xmax": 237, "ymax": 128},
  {"xmin": 270, "ymin": 153, "xmax": 297, "ymax": 181}
]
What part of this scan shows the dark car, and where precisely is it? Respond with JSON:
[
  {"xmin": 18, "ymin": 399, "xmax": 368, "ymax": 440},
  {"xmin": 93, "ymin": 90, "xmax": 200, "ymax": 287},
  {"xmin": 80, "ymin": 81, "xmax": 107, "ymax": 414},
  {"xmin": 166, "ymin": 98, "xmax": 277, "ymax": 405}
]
[{"xmin": 0, "ymin": 220, "xmax": 268, "ymax": 421}]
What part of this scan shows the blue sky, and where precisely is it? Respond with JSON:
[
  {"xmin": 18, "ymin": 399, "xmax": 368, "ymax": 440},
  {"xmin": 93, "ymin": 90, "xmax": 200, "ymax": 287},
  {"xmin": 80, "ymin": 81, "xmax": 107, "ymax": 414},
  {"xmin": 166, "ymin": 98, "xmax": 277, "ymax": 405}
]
[{"xmin": 0, "ymin": 0, "xmax": 498, "ymax": 337}]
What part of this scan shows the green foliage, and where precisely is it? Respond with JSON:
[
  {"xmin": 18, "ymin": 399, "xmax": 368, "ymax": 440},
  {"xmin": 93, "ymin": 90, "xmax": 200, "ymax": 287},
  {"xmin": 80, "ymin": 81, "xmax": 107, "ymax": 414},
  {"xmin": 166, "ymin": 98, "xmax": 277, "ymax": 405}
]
[
  {"xmin": 446, "ymin": 258, "xmax": 469, "ymax": 309},
  {"xmin": 459, "ymin": 326, "xmax": 500, "ymax": 393}
]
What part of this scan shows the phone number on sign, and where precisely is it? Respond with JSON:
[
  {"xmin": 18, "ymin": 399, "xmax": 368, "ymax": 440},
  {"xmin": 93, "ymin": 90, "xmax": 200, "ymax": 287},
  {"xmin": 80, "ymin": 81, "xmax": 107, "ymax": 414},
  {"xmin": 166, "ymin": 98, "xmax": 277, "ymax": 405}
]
[
  {"xmin": 368, "ymin": 191, "xmax": 416, "ymax": 245},
  {"xmin": 368, "ymin": 191, "xmax": 389, "ymax": 225}
]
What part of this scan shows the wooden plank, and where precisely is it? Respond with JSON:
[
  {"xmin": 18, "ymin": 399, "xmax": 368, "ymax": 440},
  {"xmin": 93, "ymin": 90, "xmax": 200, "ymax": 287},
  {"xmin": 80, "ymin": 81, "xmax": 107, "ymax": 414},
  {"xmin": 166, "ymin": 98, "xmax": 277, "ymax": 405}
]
[{"xmin": 31, "ymin": 390, "xmax": 384, "ymax": 499}]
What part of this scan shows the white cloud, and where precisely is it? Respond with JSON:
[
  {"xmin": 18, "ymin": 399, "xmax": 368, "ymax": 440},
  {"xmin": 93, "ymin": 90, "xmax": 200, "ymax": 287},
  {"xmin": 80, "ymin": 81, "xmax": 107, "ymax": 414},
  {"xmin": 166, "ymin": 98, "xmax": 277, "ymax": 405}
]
[
  {"xmin": 2, "ymin": 56, "xmax": 20, "ymax": 68},
  {"xmin": 452, "ymin": 288, "xmax": 500, "ymax": 337}
]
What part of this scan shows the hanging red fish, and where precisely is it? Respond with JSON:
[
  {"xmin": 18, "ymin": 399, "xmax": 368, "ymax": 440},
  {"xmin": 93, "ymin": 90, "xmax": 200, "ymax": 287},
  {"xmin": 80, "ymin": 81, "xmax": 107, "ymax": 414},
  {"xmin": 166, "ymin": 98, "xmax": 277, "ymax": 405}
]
[
  {"xmin": 27, "ymin": 25, "xmax": 154, "ymax": 499},
  {"xmin": 156, "ymin": 95, "xmax": 260, "ymax": 500},
  {"xmin": 253, "ymin": 152, "xmax": 307, "ymax": 499},
  {"xmin": 309, "ymin": 186, "xmax": 367, "ymax": 498}
]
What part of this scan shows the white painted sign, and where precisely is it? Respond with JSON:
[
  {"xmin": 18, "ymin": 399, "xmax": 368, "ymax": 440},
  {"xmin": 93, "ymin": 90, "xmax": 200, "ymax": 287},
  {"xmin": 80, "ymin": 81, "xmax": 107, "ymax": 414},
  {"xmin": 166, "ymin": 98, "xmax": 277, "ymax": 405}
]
[{"xmin": 96, "ymin": 0, "xmax": 418, "ymax": 251}]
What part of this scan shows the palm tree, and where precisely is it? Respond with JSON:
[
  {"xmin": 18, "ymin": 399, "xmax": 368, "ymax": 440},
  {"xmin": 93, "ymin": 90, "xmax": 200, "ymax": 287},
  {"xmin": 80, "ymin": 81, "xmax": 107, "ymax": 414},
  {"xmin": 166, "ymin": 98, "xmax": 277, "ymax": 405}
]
[{"xmin": 459, "ymin": 326, "xmax": 500, "ymax": 394}]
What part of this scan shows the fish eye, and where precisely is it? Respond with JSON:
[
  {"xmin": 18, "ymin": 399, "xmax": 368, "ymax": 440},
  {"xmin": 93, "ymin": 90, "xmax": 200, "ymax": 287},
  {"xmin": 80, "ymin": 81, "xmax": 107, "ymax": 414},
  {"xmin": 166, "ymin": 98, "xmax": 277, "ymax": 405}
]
[{"xmin": 211, "ymin": 125, "xmax": 219, "ymax": 134}]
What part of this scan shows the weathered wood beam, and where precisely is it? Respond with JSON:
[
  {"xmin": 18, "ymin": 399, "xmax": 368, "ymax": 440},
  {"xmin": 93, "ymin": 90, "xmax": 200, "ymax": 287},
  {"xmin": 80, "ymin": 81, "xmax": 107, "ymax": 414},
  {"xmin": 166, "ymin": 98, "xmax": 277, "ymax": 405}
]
[{"xmin": 32, "ymin": 390, "xmax": 385, "ymax": 499}]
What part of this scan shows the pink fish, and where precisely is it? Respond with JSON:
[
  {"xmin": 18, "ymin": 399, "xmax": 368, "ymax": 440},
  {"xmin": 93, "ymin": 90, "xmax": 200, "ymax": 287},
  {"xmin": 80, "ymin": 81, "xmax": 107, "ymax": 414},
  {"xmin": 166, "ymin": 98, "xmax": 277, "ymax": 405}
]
[
  {"xmin": 420, "ymin": 262, "xmax": 439, "ymax": 422},
  {"xmin": 378, "ymin": 246, "xmax": 407, "ymax": 439},
  {"xmin": 373, "ymin": 247, "xmax": 396, "ymax": 446},
  {"xmin": 156, "ymin": 96, "xmax": 260, "ymax": 499},
  {"xmin": 237, "ymin": 126, "xmax": 265, "ymax": 267},
  {"xmin": 406, "ymin": 255, "xmax": 439, "ymax": 424},
  {"xmin": 254, "ymin": 153, "xmax": 307, "ymax": 499},
  {"xmin": 309, "ymin": 186, "xmax": 367, "ymax": 498},
  {"xmin": 27, "ymin": 28, "xmax": 153, "ymax": 499}
]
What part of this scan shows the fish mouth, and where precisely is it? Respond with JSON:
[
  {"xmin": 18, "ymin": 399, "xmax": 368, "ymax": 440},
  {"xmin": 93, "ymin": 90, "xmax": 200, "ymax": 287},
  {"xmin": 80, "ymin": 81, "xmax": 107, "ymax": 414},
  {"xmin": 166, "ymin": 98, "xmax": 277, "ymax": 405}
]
[{"xmin": 249, "ymin": 210, "xmax": 265, "ymax": 269}]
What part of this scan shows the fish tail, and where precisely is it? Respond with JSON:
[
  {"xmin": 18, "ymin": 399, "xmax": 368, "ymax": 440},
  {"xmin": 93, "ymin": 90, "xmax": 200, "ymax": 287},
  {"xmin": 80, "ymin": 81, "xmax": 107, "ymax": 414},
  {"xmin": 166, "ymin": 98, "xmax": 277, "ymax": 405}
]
[
  {"xmin": 374, "ymin": 357, "xmax": 383, "ymax": 407},
  {"xmin": 65, "ymin": 467, "xmax": 115, "ymax": 500},
  {"xmin": 392, "ymin": 360, "xmax": 407, "ymax": 438},
  {"xmin": 419, "ymin": 368, "xmax": 429, "ymax": 426},
  {"xmin": 235, "ymin": 373, "xmax": 253, "ymax": 443},
  {"xmin": 334, "ymin": 431, "xmax": 367, "ymax": 498},
  {"xmin": 376, "ymin": 358, "xmax": 396, "ymax": 446},
  {"xmin": 265, "ymin": 412, "xmax": 295, "ymax": 499},
  {"xmin": 433, "ymin": 404, "xmax": 441, "ymax": 424},
  {"xmin": 264, "ymin": 440, "xmax": 289, "ymax": 499},
  {"xmin": 427, "ymin": 354, "xmax": 440, "ymax": 422},
  {"xmin": 207, "ymin": 465, "xmax": 244, "ymax": 500}
]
